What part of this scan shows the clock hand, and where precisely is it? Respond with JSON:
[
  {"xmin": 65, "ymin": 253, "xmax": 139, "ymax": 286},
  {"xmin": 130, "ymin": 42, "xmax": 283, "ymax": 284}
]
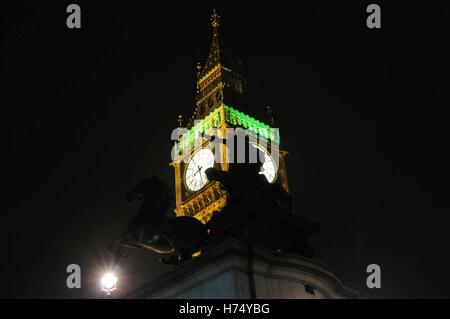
[
  {"xmin": 192, "ymin": 166, "xmax": 200, "ymax": 176},
  {"xmin": 196, "ymin": 165, "xmax": 203, "ymax": 177}
]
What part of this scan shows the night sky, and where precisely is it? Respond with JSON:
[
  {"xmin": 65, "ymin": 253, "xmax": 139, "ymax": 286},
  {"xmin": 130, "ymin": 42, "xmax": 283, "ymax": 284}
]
[{"xmin": 2, "ymin": 1, "xmax": 450, "ymax": 298}]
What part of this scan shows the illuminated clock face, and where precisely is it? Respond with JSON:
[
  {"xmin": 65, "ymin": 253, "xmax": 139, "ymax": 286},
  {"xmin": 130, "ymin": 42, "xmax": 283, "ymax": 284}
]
[
  {"xmin": 251, "ymin": 143, "xmax": 277, "ymax": 183},
  {"xmin": 185, "ymin": 148, "xmax": 215, "ymax": 192}
]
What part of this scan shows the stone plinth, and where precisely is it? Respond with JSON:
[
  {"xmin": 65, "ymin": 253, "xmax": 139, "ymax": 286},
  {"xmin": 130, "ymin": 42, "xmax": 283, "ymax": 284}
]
[{"xmin": 126, "ymin": 239, "xmax": 359, "ymax": 299}]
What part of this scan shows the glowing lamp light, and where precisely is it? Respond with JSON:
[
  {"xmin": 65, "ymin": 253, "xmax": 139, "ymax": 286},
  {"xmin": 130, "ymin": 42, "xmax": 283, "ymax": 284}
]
[{"xmin": 101, "ymin": 272, "xmax": 118, "ymax": 294}]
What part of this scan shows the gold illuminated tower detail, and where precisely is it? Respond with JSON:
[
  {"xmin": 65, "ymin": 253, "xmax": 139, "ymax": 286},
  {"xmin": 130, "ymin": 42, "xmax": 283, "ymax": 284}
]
[{"xmin": 170, "ymin": 9, "xmax": 289, "ymax": 223}]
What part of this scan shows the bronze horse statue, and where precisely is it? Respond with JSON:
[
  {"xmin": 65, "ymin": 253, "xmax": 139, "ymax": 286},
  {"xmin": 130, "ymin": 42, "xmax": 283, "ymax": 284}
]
[
  {"xmin": 107, "ymin": 138, "xmax": 319, "ymax": 266},
  {"xmin": 205, "ymin": 162, "xmax": 320, "ymax": 257},
  {"xmin": 107, "ymin": 177, "xmax": 207, "ymax": 266}
]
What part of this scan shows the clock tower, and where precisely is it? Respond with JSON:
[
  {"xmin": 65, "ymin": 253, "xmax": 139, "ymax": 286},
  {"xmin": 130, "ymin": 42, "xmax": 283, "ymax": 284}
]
[{"xmin": 170, "ymin": 9, "xmax": 289, "ymax": 223}]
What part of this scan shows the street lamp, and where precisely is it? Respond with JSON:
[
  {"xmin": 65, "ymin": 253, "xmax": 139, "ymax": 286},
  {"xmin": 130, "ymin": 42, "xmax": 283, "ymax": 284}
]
[{"xmin": 101, "ymin": 272, "xmax": 118, "ymax": 295}]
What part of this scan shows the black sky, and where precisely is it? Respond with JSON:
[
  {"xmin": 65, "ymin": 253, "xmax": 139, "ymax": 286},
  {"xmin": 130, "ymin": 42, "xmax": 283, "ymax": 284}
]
[{"xmin": 2, "ymin": 1, "xmax": 450, "ymax": 298}]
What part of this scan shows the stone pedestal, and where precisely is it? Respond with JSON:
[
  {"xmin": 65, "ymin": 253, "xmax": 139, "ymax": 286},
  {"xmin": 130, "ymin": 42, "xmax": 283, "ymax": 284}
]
[{"xmin": 126, "ymin": 239, "xmax": 359, "ymax": 299}]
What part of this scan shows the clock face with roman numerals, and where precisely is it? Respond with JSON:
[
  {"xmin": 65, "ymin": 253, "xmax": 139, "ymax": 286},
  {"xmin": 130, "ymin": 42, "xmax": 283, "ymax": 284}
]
[{"xmin": 185, "ymin": 148, "xmax": 215, "ymax": 192}]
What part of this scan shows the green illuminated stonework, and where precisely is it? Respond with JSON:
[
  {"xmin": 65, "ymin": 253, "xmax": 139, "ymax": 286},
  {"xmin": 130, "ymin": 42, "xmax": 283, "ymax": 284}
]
[
  {"xmin": 224, "ymin": 106, "xmax": 278, "ymax": 142},
  {"xmin": 175, "ymin": 105, "xmax": 280, "ymax": 155}
]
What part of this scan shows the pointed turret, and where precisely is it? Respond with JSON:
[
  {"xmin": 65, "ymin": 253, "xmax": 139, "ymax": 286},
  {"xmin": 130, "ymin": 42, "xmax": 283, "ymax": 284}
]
[
  {"xmin": 188, "ymin": 9, "xmax": 252, "ymax": 125},
  {"xmin": 199, "ymin": 8, "xmax": 222, "ymax": 77}
]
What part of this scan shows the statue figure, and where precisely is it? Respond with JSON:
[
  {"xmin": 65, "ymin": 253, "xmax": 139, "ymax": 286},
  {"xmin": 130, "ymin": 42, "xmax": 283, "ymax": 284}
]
[
  {"xmin": 107, "ymin": 177, "xmax": 208, "ymax": 266},
  {"xmin": 205, "ymin": 147, "xmax": 320, "ymax": 257},
  {"xmin": 107, "ymin": 135, "xmax": 319, "ymax": 266}
]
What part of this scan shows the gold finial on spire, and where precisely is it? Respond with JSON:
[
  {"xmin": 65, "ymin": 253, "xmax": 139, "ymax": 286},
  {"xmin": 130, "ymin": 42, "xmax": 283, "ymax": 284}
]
[
  {"xmin": 211, "ymin": 8, "xmax": 220, "ymax": 30},
  {"xmin": 177, "ymin": 114, "xmax": 184, "ymax": 127}
]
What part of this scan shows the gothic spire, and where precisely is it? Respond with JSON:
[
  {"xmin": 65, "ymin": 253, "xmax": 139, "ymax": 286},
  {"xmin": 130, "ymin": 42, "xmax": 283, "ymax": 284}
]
[
  {"xmin": 188, "ymin": 9, "xmax": 250, "ymax": 127},
  {"xmin": 199, "ymin": 8, "xmax": 223, "ymax": 78}
]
